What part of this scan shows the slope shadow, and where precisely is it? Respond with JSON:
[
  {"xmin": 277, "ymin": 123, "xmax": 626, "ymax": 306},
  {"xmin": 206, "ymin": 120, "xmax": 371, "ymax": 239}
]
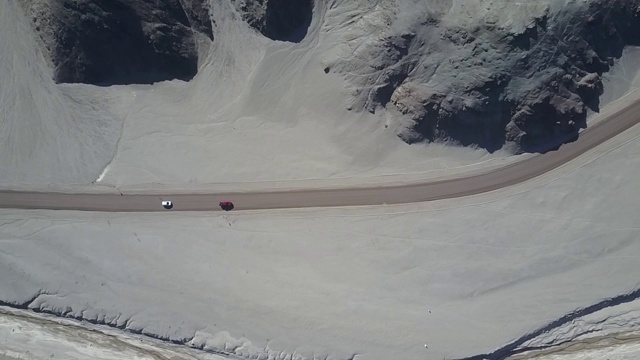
[
  {"xmin": 52, "ymin": 0, "xmax": 198, "ymax": 86},
  {"xmin": 263, "ymin": 0, "xmax": 314, "ymax": 43},
  {"xmin": 459, "ymin": 287, "xmax": 640, "ymax": 360},
  {"xmin": 518, "ymin": 114, "xmax": 588, "ymax": 155}
]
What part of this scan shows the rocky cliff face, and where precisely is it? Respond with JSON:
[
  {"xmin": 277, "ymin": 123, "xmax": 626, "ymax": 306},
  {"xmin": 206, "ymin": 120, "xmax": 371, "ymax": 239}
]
[
  {"xmin": 329, "ymin": 0, "xmax": 640, "ymax": 152},
  {"xmin": 232, "ymin": 0, "xmax": 313, "ymax": 42},
  {"xmin": 17, "ymin": 0, "xmax": 213, "ymax": 85}
]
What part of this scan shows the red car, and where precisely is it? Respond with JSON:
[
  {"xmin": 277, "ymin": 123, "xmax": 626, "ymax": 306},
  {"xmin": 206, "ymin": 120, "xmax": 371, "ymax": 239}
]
[{"xmin": 219, "ymin": 201, "xmax": 234, "ymax": 211}]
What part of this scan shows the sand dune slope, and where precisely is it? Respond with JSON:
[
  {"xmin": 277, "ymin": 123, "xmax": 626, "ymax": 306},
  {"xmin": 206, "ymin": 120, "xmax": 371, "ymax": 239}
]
[{"xmin": 0, "ymin": 1, "xmax": 122, "ymax": 186}]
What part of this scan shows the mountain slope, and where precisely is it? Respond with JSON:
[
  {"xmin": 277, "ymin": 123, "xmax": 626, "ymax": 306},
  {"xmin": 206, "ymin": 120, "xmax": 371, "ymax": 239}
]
[
  {"xmin": 2, "ymin": 0, "xmax": 640, "ymax": 187},
  {"xmin": 0, "ymin": 1, "xmax": 122, "ymax": 185}
]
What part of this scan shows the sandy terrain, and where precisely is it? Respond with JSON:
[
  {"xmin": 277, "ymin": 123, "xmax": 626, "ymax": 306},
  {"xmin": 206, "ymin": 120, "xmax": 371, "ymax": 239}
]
[
  {"xmin": 0, "ymin": 308, "xmax": 223, "ymax": 360},
  {"xmin": 1, "ymin": 116, "xmax": 639, "ymax": 359},
  {"xmin": 2, "ymin": 1, "xmax": 640, "ymax": 359},
  {"xmin": 1, "ymin": 94, "xmax": 639, "ymax": 213},
  {"xmin": 0, "ymin": 1, "xmax": 123, "ymax": 186}
]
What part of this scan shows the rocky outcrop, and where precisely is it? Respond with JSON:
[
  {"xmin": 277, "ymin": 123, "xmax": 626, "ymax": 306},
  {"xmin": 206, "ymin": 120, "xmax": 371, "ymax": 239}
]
[
  {"xmin": 13, "ymin": 0, "xmax": 640, "ymax": 152},
  {"xmin": 330, "ymin": 0, "xmax": 640, "ymax": 152},
  {"xmin": 17, "ymin": 0, "xmax": 213, "ymax": 85},
  {"xmin": 233, "ymin": 0, "xmax": 313, "ymax": 42}
]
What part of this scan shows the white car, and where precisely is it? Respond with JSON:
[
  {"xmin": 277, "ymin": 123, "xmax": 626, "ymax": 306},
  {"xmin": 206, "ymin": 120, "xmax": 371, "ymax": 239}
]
[{"xmin": 161, "ymin": 200, "xmax": 173, "ymax": 209}]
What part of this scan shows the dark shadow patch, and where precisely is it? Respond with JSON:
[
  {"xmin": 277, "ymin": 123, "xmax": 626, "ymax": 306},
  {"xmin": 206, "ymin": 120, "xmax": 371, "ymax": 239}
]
[
  {"xmin": 262, "ymin": 0, "xmax": 314, "ymax": 42},
  {"xmin": 25, "ymin": 0, "xmax": 206, "ymax": 85},
  {"xmin": 239, "ymin": 0, "xmax": 314, "ymax": 43}
]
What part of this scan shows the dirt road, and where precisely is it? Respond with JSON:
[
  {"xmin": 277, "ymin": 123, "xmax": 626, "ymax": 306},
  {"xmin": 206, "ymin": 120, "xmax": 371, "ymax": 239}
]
[{"xmin": 1, "ymin": 99, "xmax": 638, "ymax": 212}]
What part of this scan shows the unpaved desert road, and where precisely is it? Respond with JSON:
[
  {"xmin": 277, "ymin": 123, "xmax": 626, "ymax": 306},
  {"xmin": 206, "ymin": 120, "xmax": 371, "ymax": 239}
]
[{"xmin": 1, "ymin": 100, "xmax": 639, "ymax": 212}]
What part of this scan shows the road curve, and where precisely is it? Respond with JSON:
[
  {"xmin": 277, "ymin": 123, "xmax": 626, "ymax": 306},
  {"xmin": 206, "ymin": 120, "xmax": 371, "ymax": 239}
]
[{"xmin": 1, "ymin": 100, "xmax": 639, "ymax": 212}]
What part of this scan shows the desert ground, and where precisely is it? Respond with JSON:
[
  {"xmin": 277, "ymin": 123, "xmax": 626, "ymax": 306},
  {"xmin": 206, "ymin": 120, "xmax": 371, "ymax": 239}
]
[{"xmin": 1, "ymin": 0, "xmax": 640, "ymax": 359}]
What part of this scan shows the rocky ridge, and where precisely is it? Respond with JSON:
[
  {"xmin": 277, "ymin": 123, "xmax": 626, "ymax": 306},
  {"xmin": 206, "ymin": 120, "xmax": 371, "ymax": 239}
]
[{"xmin": 329, "ymin": 0, "xmax": 640, "ymax": 152}]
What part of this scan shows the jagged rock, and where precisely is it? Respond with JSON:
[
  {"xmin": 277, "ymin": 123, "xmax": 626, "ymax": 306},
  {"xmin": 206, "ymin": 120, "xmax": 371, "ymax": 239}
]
[
  {"xmin": 330, "ymin": 0, "xmax": 640, "ymax": 152},
  {"xmin": 232, "ymin": 0, "xmax": 313, "ymax": 42},
  {"xmin": 17, "ymin": 0, "xmax": 213, "ymax": 85}
]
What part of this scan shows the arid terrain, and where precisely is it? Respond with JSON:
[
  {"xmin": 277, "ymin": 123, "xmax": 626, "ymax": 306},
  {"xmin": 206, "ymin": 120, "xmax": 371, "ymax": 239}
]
[{"xmin": 1, "ymin": 1, "xmax": 640, "ymax": 359}]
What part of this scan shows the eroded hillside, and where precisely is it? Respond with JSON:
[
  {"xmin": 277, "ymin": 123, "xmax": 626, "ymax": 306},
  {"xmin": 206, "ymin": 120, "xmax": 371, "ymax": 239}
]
[
  {"xmin": 3, "ymin": 0, "xmax": 640, "ymax": 186},
  {"xmin": 326, "ymin": 0, "xmax": 640, "ymax": 151}
]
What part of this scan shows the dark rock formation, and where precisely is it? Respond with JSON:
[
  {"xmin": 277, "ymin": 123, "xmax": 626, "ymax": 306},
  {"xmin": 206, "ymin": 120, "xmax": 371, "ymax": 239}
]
[
  {"xmin": 333, "ymin": 0, "xmax": 640, "ymax": 153},
  {"xmin": 179, "ymin": 0, "xmax": 214, "ymax": 39},
  {"xmin": 18, "ymin": 0, "xmax": 213, "ymax": 85},
  {"xmin": 233, "ymin": 0, "xmax": 313, "ymax": 42}
]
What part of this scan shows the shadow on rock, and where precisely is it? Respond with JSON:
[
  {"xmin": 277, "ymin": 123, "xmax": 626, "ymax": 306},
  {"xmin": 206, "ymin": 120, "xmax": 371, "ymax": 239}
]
[
  {"xmin": 19, "ymin": 0, "xmax": 213, "ymax": 85},
  {"xmin": 234, "ymin": 0, "xmax": 314, "ymax": 43}
]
